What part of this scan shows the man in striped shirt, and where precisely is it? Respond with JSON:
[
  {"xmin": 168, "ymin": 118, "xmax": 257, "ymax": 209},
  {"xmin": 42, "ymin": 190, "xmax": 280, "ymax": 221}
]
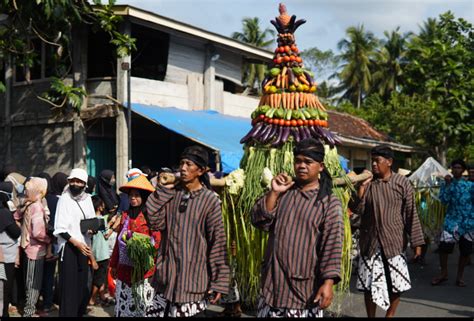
[
  {"xmin": 146, "ymin": 145, "xmax": 230, "ymax": 317},
  {"xmin": 350, "ymin": 144, "xmax": 424, "ymax": 317},
  {"xmin": 251, "ymin": 138, "xmax": 344, "ymax": 318}
]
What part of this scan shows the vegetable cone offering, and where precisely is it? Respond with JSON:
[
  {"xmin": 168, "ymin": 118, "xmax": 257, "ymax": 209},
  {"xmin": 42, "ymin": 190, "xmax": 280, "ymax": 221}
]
[
  {"xmin": 221, "ymin": 3, "xmax": 353, "ymax": 313},
  {"xmin": 240, "ymin": 3, "xmax": 341, "ymax": 148}
]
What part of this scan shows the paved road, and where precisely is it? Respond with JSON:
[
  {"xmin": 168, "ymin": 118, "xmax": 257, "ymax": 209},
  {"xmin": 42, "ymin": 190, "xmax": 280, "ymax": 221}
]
[{"xmin": 10, "ymin": 243, "xmax": 473, "ymax": 317}]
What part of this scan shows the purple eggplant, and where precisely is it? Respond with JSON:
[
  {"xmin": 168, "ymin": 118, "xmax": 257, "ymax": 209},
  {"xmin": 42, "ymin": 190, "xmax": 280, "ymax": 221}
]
[
  {"xmin": 292, "ymin": 19, "xmax": 307, "ymax": 33},
  {"xmin": 309, "ymin": 126, "xmax": 320, "ymax": 139},
  {"xmin": 281, "ymin": 126, "xmax": 291, "ymax": 144},
  {"xmin": 287, "ymin": 68, "xmax": 295, "ymax": 85},
  {"xmin": 291, "ymin": 127, "xmax": 301, "ymax": 143},
  {"xmin": 261, "ymin": 75, "xmax": 270, "ymax": 90},
  {"xmin": 303, "ymin": 71, "xmax": 314, "ymax": 86},
  {"xmin": 240, "ymin": 122, "xmax": 263, "ymax": 144},
  {"xmin": 254, "ymin": 123, "xmax": 271, "ymax": 142},
  {"xmin": 288, "ymin": 15, "xmax": 297, "ymax": 32},
  {"xmin": 320, "ymin": 127, "xmax": 336, "ymax": 147},
  {"xmin": 127, "ymin": 230, "xmax": 132, "ymax": 240},
  {"xmin": 271, "ymin": 126, "xmax": 284, "ymax": 147},
  {"xmin": 271, "ymin": 19, "xmax": 284, "ymax": 33},
  {"xmin": 298, "ymin": 126, "xmax": 308, "ymax": 141},
  {"xmin": 261, "ymin": 124, "xmax": 275, "ymax": 143},
  {"xmin": 333, "ymin": 134, "xmax": 342, "ymax": 145}
]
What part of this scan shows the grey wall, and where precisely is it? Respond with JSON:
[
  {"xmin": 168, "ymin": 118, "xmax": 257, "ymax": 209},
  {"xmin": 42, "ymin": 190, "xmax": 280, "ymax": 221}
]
[{"xmin": 2, "ymin": 122, "xmax": 74, "ymax": 177}]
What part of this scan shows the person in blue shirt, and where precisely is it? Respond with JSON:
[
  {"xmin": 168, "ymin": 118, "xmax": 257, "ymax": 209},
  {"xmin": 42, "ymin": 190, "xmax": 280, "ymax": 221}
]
[{"xmin": 431, "ymin": 159, "xmax": 474, "ymax": 287}]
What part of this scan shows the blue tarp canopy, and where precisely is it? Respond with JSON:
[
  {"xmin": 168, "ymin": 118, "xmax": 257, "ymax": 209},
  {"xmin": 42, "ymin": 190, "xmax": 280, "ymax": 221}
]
[{"xmin": 132, "ymin": 104, "xmax": 251, "ymax": 173}]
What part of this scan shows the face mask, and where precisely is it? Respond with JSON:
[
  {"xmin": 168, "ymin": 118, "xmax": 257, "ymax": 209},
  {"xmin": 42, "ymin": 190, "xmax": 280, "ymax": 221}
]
[{"xmin": 69, "ymin": 185, "xmax": 85, "ymax": 196}]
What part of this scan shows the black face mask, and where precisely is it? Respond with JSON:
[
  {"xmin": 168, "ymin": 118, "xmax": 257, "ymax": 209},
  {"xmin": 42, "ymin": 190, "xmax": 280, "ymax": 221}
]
[{"xmin": 69, "ymin": 185, "xmax": 85, "ymax": 196}]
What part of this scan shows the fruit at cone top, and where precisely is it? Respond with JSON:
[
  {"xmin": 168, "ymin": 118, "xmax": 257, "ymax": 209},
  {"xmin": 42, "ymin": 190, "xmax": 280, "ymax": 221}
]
[
  {"xmin": 289, "ymin": 84, "xmax": 296, "ymax": 92},
  {"xmin": 278, "ymin": 3, "xmax": 291, "ymax": 26}
]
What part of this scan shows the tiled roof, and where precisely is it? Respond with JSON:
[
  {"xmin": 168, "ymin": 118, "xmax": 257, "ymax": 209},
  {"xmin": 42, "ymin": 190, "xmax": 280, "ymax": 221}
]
[{"xmin": 328, "ymin": 110, "xmax": 389, "ymax": 141}]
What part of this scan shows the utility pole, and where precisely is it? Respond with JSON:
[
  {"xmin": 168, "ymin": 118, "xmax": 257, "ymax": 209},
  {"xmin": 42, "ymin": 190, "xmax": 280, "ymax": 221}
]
[{"xmin": 121, "ymin": 61, "xmax": 132, "ymax": 169}]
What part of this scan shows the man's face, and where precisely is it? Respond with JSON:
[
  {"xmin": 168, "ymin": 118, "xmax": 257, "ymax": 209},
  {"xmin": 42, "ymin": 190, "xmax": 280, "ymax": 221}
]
[
  {"xmin": 294, "ymin": 155, "xmax": 324, "ymax": 184},
  {"xmin": 451, "ymin": 164, "xmax": 464, "ymax": 179},
  {"xmin": 179, "ymin": 158, "xmax": 205, "ymax": 184},
  {"xmin": 469, "ymin": 169, "xmax": 474, "ymax": 182},
  {"xmin": 371, "ymin": 156, "xmax": 393, "ymax": 177}
]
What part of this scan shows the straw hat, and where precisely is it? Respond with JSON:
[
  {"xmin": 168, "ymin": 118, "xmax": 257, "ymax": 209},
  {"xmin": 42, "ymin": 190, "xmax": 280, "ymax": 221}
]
[{"xmin": 119, "ymin": 175, "xmax": 155, "ymax": 193}]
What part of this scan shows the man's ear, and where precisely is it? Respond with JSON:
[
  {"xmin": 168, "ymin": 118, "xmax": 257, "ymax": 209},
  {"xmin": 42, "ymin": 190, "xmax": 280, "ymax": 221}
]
[{"xmin": 387, "ymin": 158, "xmax": 394, "ymax": 167}]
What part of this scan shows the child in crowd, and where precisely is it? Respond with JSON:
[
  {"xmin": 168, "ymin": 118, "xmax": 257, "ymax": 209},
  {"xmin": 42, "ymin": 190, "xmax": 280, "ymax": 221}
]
[{"xmin": 89, "ymin": 196, "xmax": 115, "ymax": 306}]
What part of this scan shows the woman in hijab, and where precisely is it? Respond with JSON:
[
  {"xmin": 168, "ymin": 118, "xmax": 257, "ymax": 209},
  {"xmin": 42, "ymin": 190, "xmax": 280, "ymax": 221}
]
[
  {"xmin": 14, "ymin": 177, "xmax": 51, "ymax": 317},
  {"xmin": 97, "ymin": 170, "xmax": 119, "ymax": 215},
  {"xmin": 53, "ymin": 169, "xmax": 96, "ymax": 317},
  {"xmin": 0, "ymin": 182, "xmax": 21, "ymax": 317},
  {"xmin": 109, "ymin": 175, "xmax": 161, "ymax": 317},
  {"xmin": 37, "ymin": 172, "xmax": 67, "ymax": 315}
]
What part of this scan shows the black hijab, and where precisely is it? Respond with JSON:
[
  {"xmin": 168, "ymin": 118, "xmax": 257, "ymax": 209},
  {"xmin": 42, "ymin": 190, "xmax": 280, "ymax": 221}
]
[
  {"xmin": 97, "ymin": 169, "xmax": 119, "ymax": 212},
  {"xmin": 50, "ymin": 172, "xmax": 68, "ymax": 196},
  {"xmin": 86, "ymin": 176, "xmax": 96, "ymax": 194},
  {"xmin": 0, "ymin": 182, "xmax": 15, "ymax": 232}
]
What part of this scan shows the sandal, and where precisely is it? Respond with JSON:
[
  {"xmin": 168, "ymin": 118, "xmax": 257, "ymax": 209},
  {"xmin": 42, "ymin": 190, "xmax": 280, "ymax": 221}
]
[
  {"xmin": 431, "ymin": 276, "xmax": 448, "ymax": 286},
  {"xmin": 455, "ymin": 280, "xmax": 466, "ymax": 287}
]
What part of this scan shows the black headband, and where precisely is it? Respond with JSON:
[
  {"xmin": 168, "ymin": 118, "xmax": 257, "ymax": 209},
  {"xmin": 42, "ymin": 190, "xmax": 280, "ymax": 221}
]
[
  {"xmin": 293, "ymin": 138, "xmax": 325, "ymax": 162},
  {"xmin": 371, "ymin": 144, "xmax": 394, "ymax": 160},
  {"xmin": 180, "ymin": 146, "xmax": 209, "ymax": 169}
]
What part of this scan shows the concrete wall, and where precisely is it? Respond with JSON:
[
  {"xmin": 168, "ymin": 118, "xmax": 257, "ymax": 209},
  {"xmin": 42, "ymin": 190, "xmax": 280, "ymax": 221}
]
[
  {"xmin": 222, "ymin": 92, "xmax": 258, "ymax": 118},
  {"xmin": 131, "ymin": 77, "xmax": 189, "ymax": 109},
  {"xmin": 4, "ymin": 122, "xmax": 74, "ymax": 176}
]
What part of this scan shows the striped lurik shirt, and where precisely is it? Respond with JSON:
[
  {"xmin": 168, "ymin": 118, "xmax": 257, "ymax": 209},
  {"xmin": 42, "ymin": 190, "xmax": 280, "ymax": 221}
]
[
  {"xmin": 349, "ymin": 172, "xmax": 425, "ymax": 259},
  {"xmin": 251, "ymin": 187, "xmax": 344, "ymax": 310},
  {"xmin": 146, "ymin": 184, "xmax": 230, "ymax": 303}
]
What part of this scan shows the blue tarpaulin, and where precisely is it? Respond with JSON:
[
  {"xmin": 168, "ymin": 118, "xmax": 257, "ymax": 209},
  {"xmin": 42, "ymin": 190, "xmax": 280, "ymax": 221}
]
[{"xmin": 132, "ymin": 104, "xmax": 251, "ymax": 173}]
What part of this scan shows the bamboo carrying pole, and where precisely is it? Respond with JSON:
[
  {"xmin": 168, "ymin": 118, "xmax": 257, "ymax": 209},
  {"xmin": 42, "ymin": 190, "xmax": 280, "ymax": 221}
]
[{"xmin": 159, "ymin": 171, "xmax": 373, "ymax": 187}]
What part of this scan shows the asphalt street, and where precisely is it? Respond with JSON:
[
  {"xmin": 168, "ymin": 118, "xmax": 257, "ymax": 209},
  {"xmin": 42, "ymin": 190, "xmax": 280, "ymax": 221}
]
[{"xmin": 9, "ymin": 242, "xmax": 473, "ymax": 317}]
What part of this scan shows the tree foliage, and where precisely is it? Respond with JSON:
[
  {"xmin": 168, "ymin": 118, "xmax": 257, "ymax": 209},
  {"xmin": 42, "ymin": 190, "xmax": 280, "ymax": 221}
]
[
  {"xmin": 0, "ymin": 0, "xmax": 136, "ymax": 113},
  {"xmin": 403, "ymin": 12, "xmax": 474, "ymax": 164},
  {"xmin": 232, "ymin": 17, "xmax": 275, "ymax": 93}
]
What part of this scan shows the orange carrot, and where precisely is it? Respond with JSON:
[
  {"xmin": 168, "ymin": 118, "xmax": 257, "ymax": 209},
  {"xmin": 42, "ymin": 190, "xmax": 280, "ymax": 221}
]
[
  {"xmin": 295, "ymin": 92, "xmax": 300, "ymax": 109},
  {"xmin": 299, "ymin": 75, "xmax": 310, "ymax": 86},
  {"xmin": 276, "ymin": 93, "xmax": 282, "ymax": 108}
]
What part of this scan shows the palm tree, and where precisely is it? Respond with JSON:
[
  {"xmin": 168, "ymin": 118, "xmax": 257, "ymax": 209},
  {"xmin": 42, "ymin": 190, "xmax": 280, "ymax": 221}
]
[
  {"xmin": 232, "ymin": 17, "xmax": 275, "ymax": 93},
  {"xmin": 371, "ymin": 27, "xmax": 412, "ymax": 100},
  {"xmin": 333, "ymin": 25, "xmax": 378, "ymax": 108}
]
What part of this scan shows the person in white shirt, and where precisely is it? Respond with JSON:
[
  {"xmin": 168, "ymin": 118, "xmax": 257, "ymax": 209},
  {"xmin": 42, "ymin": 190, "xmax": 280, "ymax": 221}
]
[{"xmin": 53, "ymin": 168, "xmax": 96, "ymax": 317}]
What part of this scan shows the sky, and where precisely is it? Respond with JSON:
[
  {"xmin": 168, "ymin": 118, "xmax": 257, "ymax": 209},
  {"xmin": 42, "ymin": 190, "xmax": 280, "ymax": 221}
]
[{"xmin": 115, "ymin": 0, "xmax": 473, "ymax": 54}]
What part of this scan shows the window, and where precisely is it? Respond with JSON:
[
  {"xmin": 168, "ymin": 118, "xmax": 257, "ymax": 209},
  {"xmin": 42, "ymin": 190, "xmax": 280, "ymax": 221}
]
[
  {"xmin": 14, "ymin": 38, "xmax": 66, "ymax": 83},
  {"xmin": 88, "ymin": 30, "xmax": 116, "ymax": 78},
  {"xmin": 131, "ymin": 24, "xmax": 169, "ymax": 81}
]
